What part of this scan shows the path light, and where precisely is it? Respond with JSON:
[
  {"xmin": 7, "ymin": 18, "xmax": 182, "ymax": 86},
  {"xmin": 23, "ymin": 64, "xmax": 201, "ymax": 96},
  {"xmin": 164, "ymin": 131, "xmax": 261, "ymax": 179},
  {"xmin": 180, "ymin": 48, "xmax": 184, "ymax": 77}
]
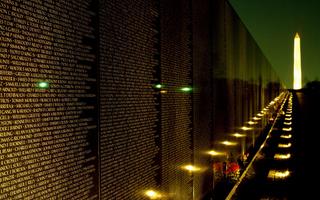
[
  {"xmin": 268, "ymin": 170, "xmax": 290, "ymax": 179},
  {"xmin": 280, "ymin": 134, "xmax": 292, "ymax": 139},
  {"xmin": 284, "ymin": 121, "xmax": 292, "ymax": 125},
  {"xmin": 274, "ymin": 153, "xmax": 291, "ymax": 160},
  {"xmin": 278, "ymin": 143, "xmax": 292, "ymax": 148},
  {"xmin": 282, "ymin": 127, "xmax": 292, "ymax": 131}
]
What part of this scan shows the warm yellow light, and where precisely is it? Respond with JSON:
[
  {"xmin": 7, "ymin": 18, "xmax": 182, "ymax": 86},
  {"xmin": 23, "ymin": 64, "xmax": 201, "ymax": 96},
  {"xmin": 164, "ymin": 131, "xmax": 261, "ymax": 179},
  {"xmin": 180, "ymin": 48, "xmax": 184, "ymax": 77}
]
[
  {"xmin": 231, "ymin": 133, "xmax": 246, "ymax": 138},
  {"xmin": 183, "ymin": 165, "xmax": 200, "ymax": 172},
  {"xmin": 145, "ymin": 190, "xmax": 162, "ymax": 199},
  {"xmin": 253, "ymin": 117, "xmax": 261, "ymax": 121},
  {"xmin": 284, "ymin": 121, "xmax": 292, "ymax": 125},
  {"xmin": 257, "ymin": 113, "xmax": 263, "ymax": 117},
  {"xmin": 160, "ymin": 90, "xmax": 167, "ymax": 94},
  {"xmin": 240, "ymin": 126, "xmax": 253, "ymax": 131},
  {"xmin": 274, "ymin": 153, "xmax": 291, "ymax": 160},
  {"xmin": 285, "ymin": 117, "xmax": 292, "ymax": 121},
  {"xmin": 278, "ymin": 143, "xmax": 292, "ymax": 148},
  {"xmin": 285, "ymin": 114, "xmax": 291, "ymax": 117},
  {"xmin": 268, "ymin": 170, "xmax": 290, "ymax": 179},
  {"xmin": 207, "ymin": 150, "xmax": 225, "ymax": 156},
  {"xmin": 293, "ymin": 32, "xmax": 302, "ymax": 89},
  {"xmin": 280, "ymin": 134, "xmax": 292, "ymax": 139},
  {"xmin": 247, "ymin": 121, "xmax": 258, "ymax": 125},
  {"xmin": 282, "ymin": 127, "xmax": 292, "ymax": 131},
  {"xmin": 220, "ymin": 141, "xmax": 237, "ymax": 146}
]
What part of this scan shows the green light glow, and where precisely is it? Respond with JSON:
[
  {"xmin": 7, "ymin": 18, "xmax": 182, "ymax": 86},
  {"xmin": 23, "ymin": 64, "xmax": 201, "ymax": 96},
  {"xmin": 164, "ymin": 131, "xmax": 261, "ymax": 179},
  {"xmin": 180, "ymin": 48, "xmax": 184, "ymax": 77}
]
[
  {"xmin": 154, "ymin": 84, "xmax": 162, "ymax": 89},
  {"xmin": 37, "ymin": 81, "xmax": 49, "ymax": 89},
  {"xmin": 180, "ymin": 87, "xmax": 192, "ymax": 92}
]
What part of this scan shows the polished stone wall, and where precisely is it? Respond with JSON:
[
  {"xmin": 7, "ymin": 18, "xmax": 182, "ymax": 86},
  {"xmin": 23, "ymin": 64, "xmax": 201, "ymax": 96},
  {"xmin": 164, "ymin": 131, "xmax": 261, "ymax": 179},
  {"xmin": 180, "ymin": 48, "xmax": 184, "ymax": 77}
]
[{"xmin": 0, "ymin": 0, "xmax": 283, "ymax": 199}]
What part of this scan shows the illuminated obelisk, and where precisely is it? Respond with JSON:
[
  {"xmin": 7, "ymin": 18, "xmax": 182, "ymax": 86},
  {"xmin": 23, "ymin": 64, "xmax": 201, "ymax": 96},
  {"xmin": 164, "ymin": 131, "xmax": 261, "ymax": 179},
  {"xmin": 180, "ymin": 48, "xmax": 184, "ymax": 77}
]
[{"xmin": 293, "ymin": 33, "xmax": 302, "ymax": 89}]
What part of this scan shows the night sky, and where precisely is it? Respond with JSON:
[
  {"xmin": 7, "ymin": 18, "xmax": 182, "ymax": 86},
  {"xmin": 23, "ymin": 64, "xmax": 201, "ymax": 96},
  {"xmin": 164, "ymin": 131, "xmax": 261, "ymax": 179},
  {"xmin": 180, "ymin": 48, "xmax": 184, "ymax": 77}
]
[{"xmin": 229, "ymin": 0, "xmax": 320, "ymax": 87}]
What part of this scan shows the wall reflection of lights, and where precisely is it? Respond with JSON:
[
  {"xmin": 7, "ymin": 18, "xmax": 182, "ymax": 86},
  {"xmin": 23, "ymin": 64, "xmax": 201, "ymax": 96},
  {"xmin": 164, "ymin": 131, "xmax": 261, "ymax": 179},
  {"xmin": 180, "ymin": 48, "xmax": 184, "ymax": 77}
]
[
  {"xmin": 160, "ymin": 90, "xmax": 167, "ymax": 94},
  {"xmin": 182, "ymin": 165, "xmax": 201, "ymax": 172},
  {"xmin": 247, "ymin": 121, "xmax": 258, "ymax": 125},
  {"xmin": 280, "ymin": 134, "xmax": 292, "ymax": 139},
  {"xmin": 274, "ymin": 153, "xmax": 291, "ymax": 160},
  {"xmin": 154, "ymin": 84, "xmax": 163, "ymax": 89},
  {"xmin": 180, "ymin": 87, "xmax": 193, "ymax": 93},
  {"xmin": 145, "ymin": 190, "xmax": 162, "ymax": 199},
  {"xmin": 282, "ymin": 127, "xmax": 292, "ymax": 131},
  {"xmin": 253, "ymin": 117, "xmax": 261, "ymax": 121},
  {"xmin": 231, "ymin": 133, "xmax": 246, "ymax": 138},
  {"xmin": 207, "ymin": 150, "xmax": 225, "ymax": 156},
  {"xmin": 268, "ymin": 170, "xmax": 290, "ymax": 179},
  {"xmin": 278, "ymin": 143, "xmax": 292, "ymax": 148},
  {"xmin": 220, "ymin": 141, "xmax": 237, "ymax": 146},
  {"xmin": 257, "ymin": 113, "xmax": 264, "ymax": 117},
  {"xmin": 241, "ymin": 126, "xmax": 253, "ymax": 131}
]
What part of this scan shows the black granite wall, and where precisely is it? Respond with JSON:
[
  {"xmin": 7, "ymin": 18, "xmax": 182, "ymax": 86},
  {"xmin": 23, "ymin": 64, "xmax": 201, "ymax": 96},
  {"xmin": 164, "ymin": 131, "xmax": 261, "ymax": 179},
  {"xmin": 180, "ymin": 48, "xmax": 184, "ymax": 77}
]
[{"xmin": 0, "ymin": 0, "xmax": 283, "ymax": 199}]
